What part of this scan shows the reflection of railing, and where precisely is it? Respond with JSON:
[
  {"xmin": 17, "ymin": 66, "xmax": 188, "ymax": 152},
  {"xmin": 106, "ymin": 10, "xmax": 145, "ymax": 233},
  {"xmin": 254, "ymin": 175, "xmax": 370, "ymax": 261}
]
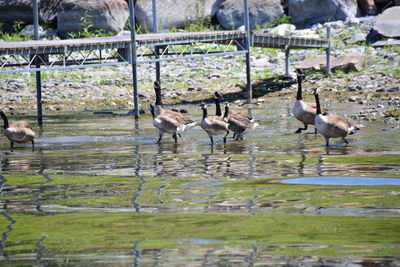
[
  {"xmin": 35, "ymin": 171, "xmax": 54, "ymax": 213},
  {"xmin": 132, "ymin": 145, "xmax": 145, "ymax": 213},
  {"xmin": 35, "ymin": 235, "xmax": 48, "ymax": 260},
  {"xmin": 0, "ymin": 212, "xmax": 16, "ymax": 258},
  {"xmin": 131, "ymin": 239, "xmax": 143, "ymax": 267}
]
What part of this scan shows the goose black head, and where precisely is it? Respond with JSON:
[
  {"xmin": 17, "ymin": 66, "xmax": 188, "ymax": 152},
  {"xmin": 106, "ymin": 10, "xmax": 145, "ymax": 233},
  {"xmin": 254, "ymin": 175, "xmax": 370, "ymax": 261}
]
[
  {"xmin": 214, "ymin": 92, "xmax": 222, "ymax": 99},
  {"xmin": 310, "ymin": 87, "xmax": 319, "ymax": 95},
  {"xmin": 295, "ymin": 68, "xmax": 306, "ymax": 80},
  {"xmin": 199, "ymin": 102, "xmax": 207, "ymax": 110}
]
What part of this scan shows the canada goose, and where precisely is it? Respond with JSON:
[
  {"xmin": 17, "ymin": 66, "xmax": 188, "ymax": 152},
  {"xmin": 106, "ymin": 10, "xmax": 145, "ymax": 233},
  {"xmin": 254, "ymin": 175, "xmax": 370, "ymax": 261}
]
[
  {"xmin": 153, "ymin": 81, "xmax": 196, "ymax": 125},
  {"xmin": 1, "ymin": 110, "xmax": 35, "ymax": 149},
  {"xmin": 292, "ymin": 69, "xmax": 328, "ymax": 134},
  {"xmin": 199, "ymin": 102, "xmax": 229, "ymax": 144},
  {"xmin": 150, "ymin": 104, "xmax": 182, "ymax": 143},
  {"xmin": 312, "ymin": 88, "xmax": 363, "ymax": 147},
  {"xmin": 223, "ymin": 102, "xmax": 258, "ymax": 140},
  {"xmin": 214, "ymin": 92, "xmax": 257, "ymax": 138},
  {"xmin": 151, "ymin": 81, "xmax": 197, "ymax": 143}
]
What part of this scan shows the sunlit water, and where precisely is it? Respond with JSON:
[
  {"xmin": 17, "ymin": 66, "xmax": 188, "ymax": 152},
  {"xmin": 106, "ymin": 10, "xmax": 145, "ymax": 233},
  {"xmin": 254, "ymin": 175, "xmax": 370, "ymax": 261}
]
[{"xmin": 1, "ymin": 98, "xmax": 399, "ymax": 265}]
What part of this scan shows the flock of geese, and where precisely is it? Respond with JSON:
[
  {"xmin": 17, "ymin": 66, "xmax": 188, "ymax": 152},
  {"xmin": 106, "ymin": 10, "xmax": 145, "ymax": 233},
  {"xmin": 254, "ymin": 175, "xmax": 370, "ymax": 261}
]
[{"xmin": 0, "ymin": 69, "xmax": 364, "ymax": 149}]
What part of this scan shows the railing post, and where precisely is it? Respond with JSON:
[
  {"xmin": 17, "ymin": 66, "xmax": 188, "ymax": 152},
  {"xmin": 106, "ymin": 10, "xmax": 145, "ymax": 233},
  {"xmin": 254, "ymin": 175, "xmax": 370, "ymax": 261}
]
[
  {"xmin": 33, "ymin": 0, "xmax": 43, "ymax": 126},
  {"xmin": 285, "ymin": 46, "xmax": 290, "ymax": 76},
  {"xmin": 128, "ymin": 0, "xmax": 140, "ymax": 117},
  {"xmin": 243, "ymin": 0, "xmax": 252, "ymax": 102},
  {"xmin": 326, "ymin": 26, "xmax": 331, "ymax": 75},
  {"xmin": 152, "ymin": 0, "xmax": 161, "ymax": 84}
]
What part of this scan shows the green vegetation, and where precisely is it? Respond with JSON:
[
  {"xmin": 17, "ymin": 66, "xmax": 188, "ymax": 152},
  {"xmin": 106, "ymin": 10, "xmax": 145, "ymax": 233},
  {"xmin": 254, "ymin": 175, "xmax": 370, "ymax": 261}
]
[
  {"xmin": 67, "ymin": 11, "xmax": 111, "ymax": 39},
  {"xmin": 0, "ymin": 20, "xmax": 32, "ymax": 42},
  {"xmin": 324, "ymin": 154, "xmax": 400, "ymax": 165},
  {"xmin": 0, "ymin": 212, "xmax": 399, "ymax": 256},
  {"xmin": 184, "ymin": 0, "xmax": 215, "ymax": 32},
  {"xmin": 267, "ymin": 15, "xmax": 292, "ymax": 28}
]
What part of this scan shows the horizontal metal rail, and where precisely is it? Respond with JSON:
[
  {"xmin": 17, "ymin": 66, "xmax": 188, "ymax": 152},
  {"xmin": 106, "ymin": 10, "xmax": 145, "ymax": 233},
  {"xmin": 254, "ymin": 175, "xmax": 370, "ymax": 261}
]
[
  {"xmin": 253, "ymin": 32, "xmax": 328, "ymax": 49},
  {"xmin": 0, "ymin": 31, "xmax": 329, "ymax": 74}
]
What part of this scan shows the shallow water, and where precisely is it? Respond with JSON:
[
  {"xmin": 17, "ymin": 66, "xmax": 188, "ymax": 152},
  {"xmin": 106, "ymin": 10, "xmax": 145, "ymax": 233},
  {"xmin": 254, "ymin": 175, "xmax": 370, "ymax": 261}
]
[
  {"xmin": 281, "ymin": 176, "xmax": 400, "ymax": 186},
  {"xmin": 1, "ymin": 99, "xmax": 399, "ymax": 265}
]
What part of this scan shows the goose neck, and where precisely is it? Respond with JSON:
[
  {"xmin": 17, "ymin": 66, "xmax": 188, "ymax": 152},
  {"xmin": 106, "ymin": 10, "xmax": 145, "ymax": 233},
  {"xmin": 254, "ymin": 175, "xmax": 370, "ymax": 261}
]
[
  {"xmin": 296, "ymin": 77, "xmax": 303, "ymax": 100},
  {"xmin": 0, "ymin": 111, "xmax": 9, "ymax": 129},
  {"xmin": 223, "ymin": 105, "xmax": 229, "ymax": 119},
  {"xmin": 314, "ymin": 93, "xmax": 322, "ymax": 115},
  {"xmin": 154, "ymin": 85, "xmax": 163, "ymax": 106},
  {"xmin": 202, "ymin": 106, "xmax": 208, "ymax": 120},
  {"xmin": 214, "ymin": 97, "xmax": 222, "ymax": 116}
]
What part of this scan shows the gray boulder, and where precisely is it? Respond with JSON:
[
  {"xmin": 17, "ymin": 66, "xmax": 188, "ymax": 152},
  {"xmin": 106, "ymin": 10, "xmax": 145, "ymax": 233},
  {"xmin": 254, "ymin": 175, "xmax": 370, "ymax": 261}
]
[
  {"xmin": 297, "ymin": 54, "xmax": 371, "ymax": 73},
  {"xmin": 373, "ymin": 7, "xmax": 400, "ymax": 38},
  {"xmin": 288, "ymin": 0, "xmax": 358, "ymax": 28},
  {"xmin": 20, "ymin": 24, "xmax": 45, "ymax": 38},
  {"xmin": 0, "ymin": 0, "xmax": 61, "ymax": 30},
  {"xmin": 216, "ymin": 0, "xmax": 284, "ymax": 30},
  {"xmin": 268, "ymin": 24, "xmax": 296, "ymax": 36},
  {"xmin": 20, "ymin": 24, "xmax": 58, "ymax": 39},
  {"xmin": 135, "ymin": 0, "xmax": 223, "ymax": 32},
  {"xmin": 332, "ymin": 55, "xmax": 371, "ymax": 72},
  {"xmin": 57, "ymin": 0, "xmax": 129, "ymax": 37}
]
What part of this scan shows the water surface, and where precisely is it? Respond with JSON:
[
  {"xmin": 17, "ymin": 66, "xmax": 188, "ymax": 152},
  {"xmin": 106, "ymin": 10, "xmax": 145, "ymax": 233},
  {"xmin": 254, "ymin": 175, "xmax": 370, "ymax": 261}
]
[{"xmin": 1, "ymin": 99, "xmax": 399, "ymax": 265}]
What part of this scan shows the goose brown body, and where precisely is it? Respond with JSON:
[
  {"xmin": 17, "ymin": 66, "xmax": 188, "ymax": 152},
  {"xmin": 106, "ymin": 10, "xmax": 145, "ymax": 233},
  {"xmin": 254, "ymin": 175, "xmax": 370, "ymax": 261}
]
[
  {"xmin": 151, "ymin": 82, "xmax": 197, "ymax": 143},
  {"xmin": 292, "ymin": 69, "xmax": 327, "ymax": 133},
  {"xmin": 223, "ymin": 102, "xmax": 258, "ymax": 140},
  {"xmin": 1, "ymin": 110, "xmax": 35, "ymax": 148},
  {"xmin": 214, "ymin": 92, "xmax": 258, "ymax": 139},
  {"xmin": 199, "ymin": 103, "xmax": 229, "ymax": 144},
  {"xmin": 312, "ymin": 89, "xmax": 363, "ymax": 146}
]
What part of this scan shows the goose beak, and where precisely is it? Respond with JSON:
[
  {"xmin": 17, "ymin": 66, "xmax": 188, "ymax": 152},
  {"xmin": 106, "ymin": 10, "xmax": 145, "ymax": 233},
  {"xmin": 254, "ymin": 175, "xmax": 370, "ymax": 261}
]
[
  {"xmin": 310, "ymin": 88, "xmax": 318, "ymax": 95},
  {"xmin": 214, "ymin": 92, "xmax": 222, "ymax": 99}
]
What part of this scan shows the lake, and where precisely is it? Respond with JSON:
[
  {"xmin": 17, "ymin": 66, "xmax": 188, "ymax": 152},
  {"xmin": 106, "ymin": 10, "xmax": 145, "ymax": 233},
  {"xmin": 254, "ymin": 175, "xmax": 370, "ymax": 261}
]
[{"xmin": 1, "ymin": 98, "xmax": 399, "ymax": 266}]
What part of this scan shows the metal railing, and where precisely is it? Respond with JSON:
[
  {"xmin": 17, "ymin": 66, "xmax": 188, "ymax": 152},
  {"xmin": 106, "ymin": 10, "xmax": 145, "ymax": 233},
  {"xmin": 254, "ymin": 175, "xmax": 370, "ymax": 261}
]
[{"xmin": 0, "ymin": 0, "xmax": 331, "ymax": 125}]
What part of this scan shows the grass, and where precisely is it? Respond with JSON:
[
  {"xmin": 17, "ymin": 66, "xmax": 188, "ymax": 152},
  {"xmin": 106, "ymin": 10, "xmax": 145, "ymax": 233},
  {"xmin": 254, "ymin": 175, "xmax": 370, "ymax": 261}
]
[{"xmin": 0, "ymin": 212, "xmax": 399, "ymax": 256}]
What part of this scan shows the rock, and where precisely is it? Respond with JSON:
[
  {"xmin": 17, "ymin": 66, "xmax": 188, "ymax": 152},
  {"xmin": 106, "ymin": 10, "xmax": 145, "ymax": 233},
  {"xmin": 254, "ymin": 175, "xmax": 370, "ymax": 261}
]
[
  {"xmin": 44, "ymin": 29, "xmax": 58, "ymax": 39},
  {"xmin": 57, "ymin": 0, "xmax": 129, "ymax": 37},
  {"xmin": 377, "ymin": 86, "xmax": 400, "ymax": 92},
  {"xmin": 358, "ymin": 16, "xmax": 376, "ymax": 24},
  {"xmin": 268, "ymin": 24, "xmax": 296, "ymax": 36},
  {"xmin": 297, "ymin": 55, "xmax": 371, "ymax": 73},
  {"xmin": 373, "ymin": 7, "xmax": 400, "ymax": 38},
  {"xmin": 251, "ymin": 55, "xmax": 269, "ymax": 68},
  {"xmin": 216, "ymin": 0, "xmax": 284, "ymax": 30},
  {"xmin": 135, "ymin": 0, "xmax": 223, "ymax": 32},
  {"xmin": 288, "ymin": 0, "xmax": 358, "ymax": 28},
  {"xmin": 0, "ymin": 0, "xmax": 61, "ymax": 31},
  {"xmin": 0, "ymin": 0, "xmax": 32, "ymax": 30},
  {"xmin": 324, "ymin": 20, "xmax": 345, "ymax": 29},
  {"xmin": 333, "ymin": 55, "xmax": 371, "ymax": 72},
  {"xmin": 343, "ymin": 31, "xmax": 367, "ymax": 44},
  {"xmin": 357, "ymin": 0, "xmax": 378, "ymax": 15},
  {"xmin": 292, "ymin": 29, "xmax": 321, "ymax": 38},
  {"xmin": 296, "ymin": 56, "xmax": 326, "ymax": 71},
  {"xmin": 20, "ymin": 25, "xmax": 45, "ymax": 38}
]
